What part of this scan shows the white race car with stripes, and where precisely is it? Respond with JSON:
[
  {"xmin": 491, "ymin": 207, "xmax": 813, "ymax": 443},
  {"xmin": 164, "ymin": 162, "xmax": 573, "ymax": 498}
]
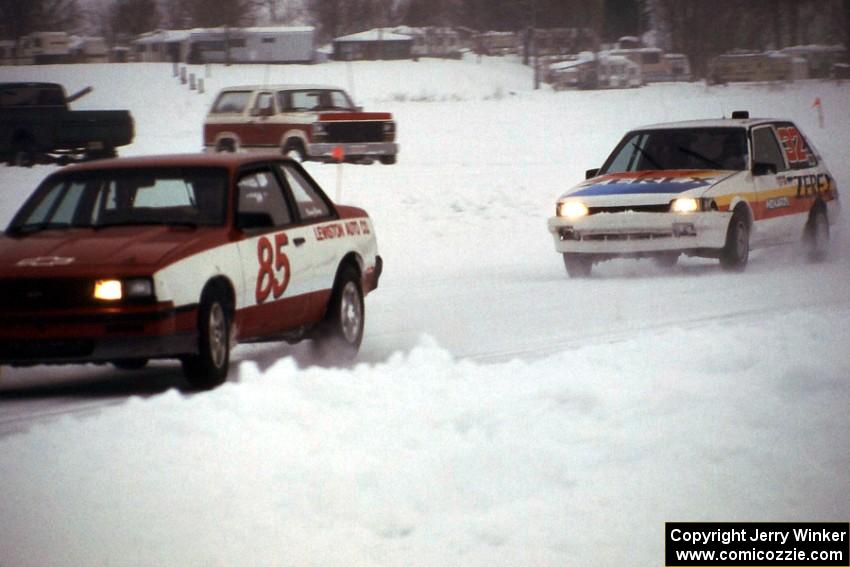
[
  {"xmin": 547, "ymin": 111, "xmax": 839, "ymax": 277},
  {"xmin": 0, "ymin": 153, "xmax": 382, "ymax": 388}
]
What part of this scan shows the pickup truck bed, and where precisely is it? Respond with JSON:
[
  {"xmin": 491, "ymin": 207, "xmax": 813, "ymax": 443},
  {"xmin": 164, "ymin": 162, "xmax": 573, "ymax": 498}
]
[{"xmin": 0, "ymin": 82, "xmax": 134, "ymax": 166}]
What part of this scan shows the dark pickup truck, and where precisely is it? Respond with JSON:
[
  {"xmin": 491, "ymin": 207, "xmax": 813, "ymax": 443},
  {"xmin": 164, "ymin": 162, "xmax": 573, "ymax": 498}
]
[{"xmin": 0, "ymin": 82, "xmax": 134, "ymax": 166}]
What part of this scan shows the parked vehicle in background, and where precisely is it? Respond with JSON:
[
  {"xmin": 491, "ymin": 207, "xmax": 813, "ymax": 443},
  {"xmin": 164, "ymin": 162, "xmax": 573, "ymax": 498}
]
[
  {"xmin": 0, "ymin": 153, "xmax": 382, "ymax": 388},
  {"xmin": 0, "ymin": 82, "xmax": 134, "ymax": 166},
  {"xmin": 548, "ymin": 112, "xmax": 839, "ymax": 277},
  {"xmin": 204, "ymin": 84, "xmax": 398, "ymax": 164}
]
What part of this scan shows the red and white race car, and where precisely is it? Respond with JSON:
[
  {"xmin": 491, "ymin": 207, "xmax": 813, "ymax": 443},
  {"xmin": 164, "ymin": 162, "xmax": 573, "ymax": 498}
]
[
  {"xmin": 0, "ymin": 153, "xmax": 382, "ymax": 388},
  {"xmin": 548, "ymin": 112, "xmax": 840, "ymax": 276}
]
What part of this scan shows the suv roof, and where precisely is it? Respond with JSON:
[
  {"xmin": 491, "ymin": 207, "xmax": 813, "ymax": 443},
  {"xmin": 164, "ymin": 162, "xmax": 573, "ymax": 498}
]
[{"xmin": 220, "ymin": 84, "xmax": 343, "ymax": 92}]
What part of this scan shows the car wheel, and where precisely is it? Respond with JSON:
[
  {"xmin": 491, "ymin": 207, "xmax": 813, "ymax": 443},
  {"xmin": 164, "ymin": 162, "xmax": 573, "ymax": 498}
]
[
  {"xmin": 181, "ymin": 285, "xmax": 232, "ymax": 389},
  {"xmin": 804, "ymin": 206, "xmax": 829, "ymax": 262},
  {"xmin": 720, "ymin": 208, "xmax": 749, "ymax": 271},
  {"xmin": 216, "ymin": 139, "xmax": 235, "ymax": 153},
  {"xmin": 85, "ymin": 147, "xmax": 116, "ymax": 161},
  {"xmin": 10, "ymin": 138, "xmax": 36, "ymax": 167},
  {"xmin": 563, "ymin": 253, "xmax": 592, "ymax": 278},
  {"xmin": 379, "ymin": 155, "xmax": 396, "ymax": 165},
  {"xmin": 315, "ymin": 265, "xmax": 364, "ymax": 362},
  {"xmin": 283, "ymin": 140, "xmax": 305, "ymax": 162},
  {"xmin": 112, "ymin": 358, "xmax": 149, "ymax": 370}
]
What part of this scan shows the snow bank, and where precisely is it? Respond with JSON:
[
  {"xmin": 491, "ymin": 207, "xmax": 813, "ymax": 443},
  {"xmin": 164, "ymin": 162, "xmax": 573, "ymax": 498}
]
[{"xmin": 2, "ymin": 306, "xmax": 849, "ymax": 566}]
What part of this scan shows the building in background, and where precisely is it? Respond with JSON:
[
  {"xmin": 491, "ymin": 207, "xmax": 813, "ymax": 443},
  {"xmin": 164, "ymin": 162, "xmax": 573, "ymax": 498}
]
[{"xmin": 332, "ymin": 29, "xmax": 413, "ymax": 61}]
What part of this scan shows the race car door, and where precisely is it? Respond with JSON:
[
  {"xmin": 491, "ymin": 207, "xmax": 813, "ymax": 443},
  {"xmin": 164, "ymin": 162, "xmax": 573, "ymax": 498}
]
[
  {"xmin": 749, "ymin": 125, "xmax": 794, "ymax": 245},
  {"xmin": 275, "ymin": 161, "xmax": 342, "ymax": 301},
  {"xmin": 234, "ymin": 166, "xmax": 316, "ymax": 339}
]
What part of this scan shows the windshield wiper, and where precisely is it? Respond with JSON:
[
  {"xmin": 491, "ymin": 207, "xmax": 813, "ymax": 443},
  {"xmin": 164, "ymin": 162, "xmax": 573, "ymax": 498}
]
[
  {"xmin": 631, "ymin": 142, "xmax": 663, "ymax": 170},
  {"xmin": 677, "ymin": 146, "xmax": 724, "ymax": 169}
]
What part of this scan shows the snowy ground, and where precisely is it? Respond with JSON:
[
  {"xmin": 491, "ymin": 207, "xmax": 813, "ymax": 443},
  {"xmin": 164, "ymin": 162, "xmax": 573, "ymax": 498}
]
[{"xmin": 0, "ymin": 58, "xmax": 848, "ymax": 566}]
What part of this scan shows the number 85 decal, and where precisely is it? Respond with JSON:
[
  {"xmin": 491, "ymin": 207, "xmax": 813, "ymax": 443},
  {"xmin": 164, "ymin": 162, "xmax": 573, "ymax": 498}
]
[{"xmin": 255, "ymin": 233, "xmax": 291, "ymax": 304}]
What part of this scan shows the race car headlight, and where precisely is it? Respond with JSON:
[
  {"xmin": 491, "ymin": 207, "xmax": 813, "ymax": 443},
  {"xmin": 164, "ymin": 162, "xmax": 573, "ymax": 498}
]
[
  {"xmin": 94, "ymin": 279, "xmax": 123, "ymax": 301},
  {"xmin": 671, "ymin": 198, "xmax": 700, "ymax": 213},
  {"xmin": 557, "ymin": 201, "xmax": 589, "ymax": 219},
  {"xmin": 94, "ymin": 278, "xmax": 154, "ymax": 301}
]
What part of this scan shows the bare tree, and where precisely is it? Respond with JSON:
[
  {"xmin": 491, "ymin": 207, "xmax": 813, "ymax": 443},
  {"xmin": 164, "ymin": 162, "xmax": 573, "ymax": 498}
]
[
  {"xmin": 186, "ymin": 0, "xmax": 260, "ymax": 27},
  {"xmin": 0, "ymin": 0, "xmax": 82, "ymax": 39}
]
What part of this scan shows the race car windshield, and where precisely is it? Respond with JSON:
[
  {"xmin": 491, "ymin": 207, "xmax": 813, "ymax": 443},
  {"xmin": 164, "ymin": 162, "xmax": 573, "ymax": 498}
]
[
  {"xmin": 8, "ymin": 167, "xmax": 228, "ymax": 233},
  {"xmin": 600, "ymin": 128, "xmax": 748, "ymax": 174}
]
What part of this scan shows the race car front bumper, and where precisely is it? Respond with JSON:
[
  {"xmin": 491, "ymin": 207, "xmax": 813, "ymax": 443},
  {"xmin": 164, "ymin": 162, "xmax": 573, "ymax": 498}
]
[
  {"xmin": 0, "ymin": 303, "xmax": 198, "ymax": 366},
  {"xmin": 547, "ymin": 211, "xmax": 732, "ymax": 256}
]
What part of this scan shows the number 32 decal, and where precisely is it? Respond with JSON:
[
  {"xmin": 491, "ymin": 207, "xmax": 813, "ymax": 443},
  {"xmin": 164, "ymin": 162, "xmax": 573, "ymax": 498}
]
[{"xmin": 255, "ymin": 233, "xmax": 291, "ymax": 304}]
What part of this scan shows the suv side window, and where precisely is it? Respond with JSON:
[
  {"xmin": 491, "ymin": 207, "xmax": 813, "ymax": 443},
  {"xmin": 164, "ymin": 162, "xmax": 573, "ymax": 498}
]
[
  {"xmin": 211, "ymin": 91, "xmax": 251, "ymax": 114},
  {"xmin": 276, "ymin": 163, "xmax": 332, "ymax": 222},
  {"xmin": 254, "ymin": 92, "xmax": 274, "ymax": 114},
  {"xmin": 751, "ymin": 126, "xmax": 787, "ymax": 173},
  {"xmin": 237, "ymin": 169, "xmax": 292, "ymax": 227}
]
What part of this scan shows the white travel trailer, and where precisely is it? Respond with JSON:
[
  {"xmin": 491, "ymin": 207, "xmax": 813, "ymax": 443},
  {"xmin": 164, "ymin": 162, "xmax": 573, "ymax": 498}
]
[{"xmin": 187, "ymin": 26, "xmax": 315, "ymax": 64}]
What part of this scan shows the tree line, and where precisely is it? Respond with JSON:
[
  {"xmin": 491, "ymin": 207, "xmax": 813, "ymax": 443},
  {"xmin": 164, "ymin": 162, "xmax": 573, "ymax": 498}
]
[{"xmin": 1, "ymin": 0, "xmax": 847, "ymax": 79}]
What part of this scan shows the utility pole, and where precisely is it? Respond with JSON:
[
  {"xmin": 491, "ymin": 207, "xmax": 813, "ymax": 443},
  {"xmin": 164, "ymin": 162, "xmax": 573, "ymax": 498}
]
[{"xmin": 532, "ymin": 0, "xmax": 539, "ymax": 89}]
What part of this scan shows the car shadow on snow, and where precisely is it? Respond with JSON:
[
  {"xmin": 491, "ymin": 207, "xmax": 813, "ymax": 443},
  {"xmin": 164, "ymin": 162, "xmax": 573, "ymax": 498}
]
[{"xmin": 0, "ymin": 362, "xmax": 193, "ymax": 400}]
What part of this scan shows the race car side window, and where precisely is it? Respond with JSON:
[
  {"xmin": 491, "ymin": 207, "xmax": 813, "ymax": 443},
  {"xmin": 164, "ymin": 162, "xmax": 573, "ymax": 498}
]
[
  {"xmin": 237, "ymin": 169, "xmax": 293, "ymax": 228},
  {"xmin": 774, "ymin": 122, "xmax": 818, "ymax": 170},
  {"xmin": 276, "ymin": 163, "xmax": 333, "ymax": 222},
  {"xmin": 751, "ymin": 126, "xmax": 787, "ymax": 173}
]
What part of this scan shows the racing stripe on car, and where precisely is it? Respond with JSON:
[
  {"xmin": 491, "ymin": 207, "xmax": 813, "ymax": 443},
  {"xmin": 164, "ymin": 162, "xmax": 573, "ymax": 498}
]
[{"xmin": 571, "ymin": 171, "xmax": 725, "ymax": 197}]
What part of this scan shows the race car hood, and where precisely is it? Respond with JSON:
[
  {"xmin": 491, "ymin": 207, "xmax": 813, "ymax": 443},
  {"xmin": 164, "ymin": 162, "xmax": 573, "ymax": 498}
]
[
  {"xmin": 0, "ymin": 225, "xmax": 226, "ymax": 277},
  {"xmin": 559, "ymin": 170, "xmax": 739, "ymax": 206}
]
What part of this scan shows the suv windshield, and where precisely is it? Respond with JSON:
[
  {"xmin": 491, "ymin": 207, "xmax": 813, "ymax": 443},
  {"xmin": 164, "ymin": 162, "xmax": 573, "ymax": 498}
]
[
  {"xmin": 600, "ymin": 127, "xmax": 748, "ymax": 173},
  {"xmin": 8, "ymin": 167, "xmax": 228, "ymax": 234}
]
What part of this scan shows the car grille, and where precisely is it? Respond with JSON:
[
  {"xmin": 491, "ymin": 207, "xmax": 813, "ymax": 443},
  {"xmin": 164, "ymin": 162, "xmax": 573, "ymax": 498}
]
[
  {"xmin": 588, "ymin": 204, "xmax": 671, "ymax": 214},
  {"xmin": 323, "ymin": 121, "xmax": 386, "ymax": 143},
  {"xmin": 0, "ymin": 278, "xmax": 95, "ymax": 311}
]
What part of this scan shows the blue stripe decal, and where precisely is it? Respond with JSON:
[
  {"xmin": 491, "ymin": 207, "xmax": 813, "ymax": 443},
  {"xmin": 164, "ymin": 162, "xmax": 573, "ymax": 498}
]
[{"xmin": 572, "ymin": 179, "xmax": 713, "ymax": 196}]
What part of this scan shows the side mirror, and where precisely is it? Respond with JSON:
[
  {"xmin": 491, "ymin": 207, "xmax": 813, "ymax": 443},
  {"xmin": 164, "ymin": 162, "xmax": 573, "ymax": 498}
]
[
  {"xmin": 752, "ymin": 162, "xmax": 777, "ymax": 176},
  {"xmin": 236, "ymin": 212, "xmax": 274, "ymax": 230},
  {"xmin": 585, "ymin": 168, "xmax": 600, "ymax": 180}
]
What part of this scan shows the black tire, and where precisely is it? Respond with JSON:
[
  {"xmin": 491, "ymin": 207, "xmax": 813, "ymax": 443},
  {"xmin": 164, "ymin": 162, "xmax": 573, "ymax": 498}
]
[
  {"xmin": 653, "ymin": 253, "xmax": 679, "ymax": 268},
  {"xmin": 379, "ymin": 155, "xmax": 397, "ymax": 165},
  {"xmin": 314, "ymin": 265, "xmax": 364, "ymax": 363},
  {"xmin": 9, "ymin": 138, "xmax": 36, "ymax": 167},
  {"xmin": 720, "ymin": 208, "xmax": 750, "ymax": 271},
  {"xmin": 216, "ymin": 139, "xmax": 235, "ymax": 153},
  {"xmin": 804, "ymin": 206, "xmax": 829, "ymax": 262},
  {"xmin": 283, "ymin": 140, "xmax": 306, "ymax": 162},
  {"xmin": 563, "ymin": 253, "xmax": 592, "ymax": 278},
  {"xmin": 84, "ymin": 146, "xmax": 117, "ymax": 161},
  {"xmin": 181, "ymin": 285, "xmax": 232, "ymax": 389},
  {"xmin": 112, "ymin": 358, "xmax": 149, "ymax": 370}
]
